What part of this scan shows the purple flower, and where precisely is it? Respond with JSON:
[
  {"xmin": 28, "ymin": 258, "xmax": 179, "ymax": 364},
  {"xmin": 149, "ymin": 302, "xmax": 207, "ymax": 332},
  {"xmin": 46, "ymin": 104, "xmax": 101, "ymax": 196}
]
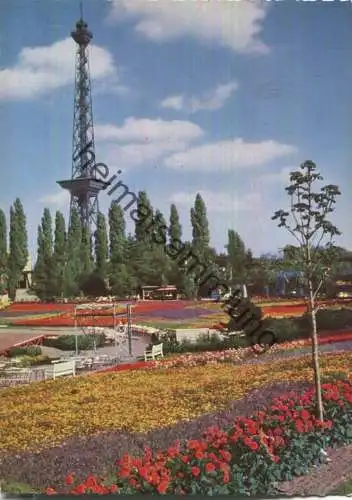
[{"xmin": 138, "ymin": 308, "xmax": 215, "ymax": 319}]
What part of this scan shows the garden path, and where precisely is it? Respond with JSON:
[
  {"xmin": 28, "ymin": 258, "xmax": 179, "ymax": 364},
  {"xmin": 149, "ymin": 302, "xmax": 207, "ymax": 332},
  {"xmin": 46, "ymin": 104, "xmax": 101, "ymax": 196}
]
[{"xmin": 277, "ymin": 444, "xmax": 352, "ymax": 496}]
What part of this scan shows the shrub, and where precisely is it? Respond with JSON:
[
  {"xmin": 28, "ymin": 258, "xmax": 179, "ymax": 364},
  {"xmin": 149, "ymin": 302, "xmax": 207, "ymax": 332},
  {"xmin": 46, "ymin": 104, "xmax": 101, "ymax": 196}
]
[
  {"xmin": 147, "ymin": 329, "xmax": 250, "ymax": 355},
  {"xmin": 8, "ymin": 346, "xmax": 42, "ymax": 357},
  {"xmin": 316, "ymin": 307, "xmax": 352, "ymax": 330},
  {"xmin": 16, "ymin": 355, "xmax": 51, "ymax": 368},
  {"xmin": 294, "ymin": 307, "xmax": 352, "ymax": 333},
  {"xmin": 263, "ymin": 317, "xmax": 306, "ymax": 343},
  {"xmin": 43, "ymin": 334, "xmax": 105, "ymax": 351}
]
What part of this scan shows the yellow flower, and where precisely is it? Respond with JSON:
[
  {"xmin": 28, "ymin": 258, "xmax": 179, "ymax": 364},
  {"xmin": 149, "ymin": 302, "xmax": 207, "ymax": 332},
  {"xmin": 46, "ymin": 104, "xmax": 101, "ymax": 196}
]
[{"xmin": 0, "ymin": 352, "xmax": 350, "ymax": 454}]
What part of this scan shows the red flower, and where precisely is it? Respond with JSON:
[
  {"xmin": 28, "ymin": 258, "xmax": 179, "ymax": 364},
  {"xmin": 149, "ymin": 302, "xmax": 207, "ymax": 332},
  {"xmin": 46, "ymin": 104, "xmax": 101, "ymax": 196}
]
[
  {"xmin": 187, "ymin": 439, "xmax": 201, "ymax": 450},
  {"xmin": 295, "ymin": 419, "xmax": 305, "ymax": 433},
  {"xmin": 157, "ymin": 479, "xmax": 170, "ymax": 494},
  {"xmin": 205, "ymin": 462, "xmax": 216, "ymax": 473},
  {"xmin": 243, "ymin": 437, "xmax": 259, "ymax": 451},
  {"xmin": 118, "ymin": 467, "xmax": 131, "ymax": 478},
  {"xmin": 45, "ymin": 488, "xmax": 57, "ymax": 495},
  {"xmin": 84, "ymin": 475, "xmax": 98, "ymax": 488},
  {"xmin": 219, "ymin": 449, "xmax": 232, "ymax": 462},
  {"xmin": 71, "ymin": 484, "xmax": 86, "ymax": 494},
  {"xmin": 195, "ymin": 450, "xmax": 205, "ymax": 460},
  {"xmin": 191, "ymin": 466, "xmax": 201, "ymax": 477},
  {"xmin": 181, "ymin": 455, "xmax": 190, "ymax": 464},
  {"xmin": 65, "ymin": 474, "xmax": 75, "ymax": 486},
  {"xmin": 223, "ymin": 470, "xmax": 230, "ymax": 484},
  {"xmin": 300, "ymin": 409, "xmax": 311, "ymax": 421},
  {"xmin": 167, "ymin": 446, "xmax": 179, "ymax": 458}
]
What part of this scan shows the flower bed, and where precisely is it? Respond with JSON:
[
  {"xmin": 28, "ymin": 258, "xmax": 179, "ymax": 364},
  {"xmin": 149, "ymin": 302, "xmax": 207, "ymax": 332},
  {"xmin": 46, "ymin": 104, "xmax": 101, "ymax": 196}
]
[
  {"xmin": 0, "ymin": 352, "xmax": 350, "ymax": 455},
  {"xmin": 45, "ymin": 380, "xmax": 352, "ymax": 495},
  {"xmin": 4, "ymin": 299, "xmax": 352, "ymax": 327}
]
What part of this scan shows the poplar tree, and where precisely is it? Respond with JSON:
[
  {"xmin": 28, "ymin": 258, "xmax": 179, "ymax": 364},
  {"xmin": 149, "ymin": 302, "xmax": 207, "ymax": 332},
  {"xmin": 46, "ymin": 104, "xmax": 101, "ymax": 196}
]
[
  {"xmin": 190, "ymin": 193, "xmax": 211, "ymax": 296},
  {"xmin": 168, "ymin": 204, "xmax": 184, "ymax": 290},
  {"xmin": 191, "ymin": 193, "xmax": 210, "ymax": 254},
  {"xmin": 80, "ymin": 225, "xmax": 93, "ymax": 277},
  {"xmin": 108, "ymin": 202, "xmax": 133, "ymax": 296},
  {"xmin": 52, "ymin": 211, "xmax": 66, "ymax": 298},
  {"xmin": 63, "ymin": 208, "xmax": 82, "ymax": 297},
  {"xmin": 130, "ymin": 192, "xmax": 158, "ymax": 287},
  {"xmin": 94, "ymin": 212, "xmax": 108, "ymax": 279},
  {"xmin": 7, "ymin": 198, "xmax": 28, "ymax": 300},
  {"xmin": 33, "ymin": 208, "xmax": 54, "ymax": 299},
  {"xmin": 152, "ymin": 209, "xmax": 170, "ymax": 285},
  {"xmin": 134, "ymin": 191, "xmax": 154, "ymax": 245},
  {"xmin": 226, "ymin": 230, "xmax": 248, "ymax": 284},
  {"xmin": 169, "ymin": 204, "xmax": 182, "ymax": 248},
  {"xmin": 0, "ymin": 209, "xmax": 7, "ymax": 294}
]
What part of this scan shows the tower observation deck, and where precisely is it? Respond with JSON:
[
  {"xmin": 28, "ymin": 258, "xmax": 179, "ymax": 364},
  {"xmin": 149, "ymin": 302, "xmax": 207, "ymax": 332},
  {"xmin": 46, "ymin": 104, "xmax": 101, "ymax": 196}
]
[{"xmin": 57, "ymin": 15, "xmax": 109, "ymax": 235}]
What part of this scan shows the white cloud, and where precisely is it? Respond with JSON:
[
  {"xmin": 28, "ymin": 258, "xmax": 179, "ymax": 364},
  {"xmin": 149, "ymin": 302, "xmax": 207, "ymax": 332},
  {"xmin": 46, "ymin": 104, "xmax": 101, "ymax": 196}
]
[
  {"xmin": 39, "ymin": 190, "xmax": 70, "ymax": 207},
  {"xmin": 258, "ymin": 166, "xmax": 294, "ymax": 185},
  {"xmin": 0, "ymin": 38, "xmax": 117, "ymax": 100},
  {"xmin": 160, "ymin": 81, "xmax": 238, "ymax": 113},
  {"xmin": 160, "ymin": 95, "xmax": 185, "ymax": 111},
  {"xmin": 109, "ymin": 0, "xmax": 269, "ymax": 54},
  {"xmin": 170, "ymin": 190, "xmax": 262, "ymax": 214},
  {"xmin": 164, "ymin": 139, "xmax": 297, "ymax": 171},
  {"xmin": 101, "ymin": 140, "xmax": 190, "ymax": 169},
  {"xmin": 95, "ymin": 117, "xmax": 204, "ymax": 168},
  {"xmin": 95, "ymin": 117, "xmax": 204, "ymax": 142}
]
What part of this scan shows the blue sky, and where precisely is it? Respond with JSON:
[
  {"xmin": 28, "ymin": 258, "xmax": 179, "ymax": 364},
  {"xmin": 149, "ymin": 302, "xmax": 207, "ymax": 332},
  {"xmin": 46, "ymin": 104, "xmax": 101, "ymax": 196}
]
[{"xmin": 1, "ymin": 0, "xmax": 351, "ymax": 264}]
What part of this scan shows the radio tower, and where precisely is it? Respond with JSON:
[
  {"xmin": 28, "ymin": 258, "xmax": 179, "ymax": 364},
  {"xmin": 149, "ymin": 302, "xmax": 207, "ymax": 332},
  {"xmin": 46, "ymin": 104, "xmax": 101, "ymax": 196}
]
[{"xmin": 57, "ymin": 4, "xmax": 108, "ymax": 235}]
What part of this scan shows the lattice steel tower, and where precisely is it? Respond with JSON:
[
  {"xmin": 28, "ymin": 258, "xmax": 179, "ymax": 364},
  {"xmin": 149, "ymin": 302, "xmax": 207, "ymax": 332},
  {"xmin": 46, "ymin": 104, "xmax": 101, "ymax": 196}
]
[{"xmin": 57, "ymin": 12, "xmax": 108, "ymax": 235}]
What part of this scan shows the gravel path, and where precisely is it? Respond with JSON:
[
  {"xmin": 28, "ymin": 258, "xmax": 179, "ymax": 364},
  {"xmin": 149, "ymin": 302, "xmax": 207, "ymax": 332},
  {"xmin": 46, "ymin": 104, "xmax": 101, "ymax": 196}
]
[{"xmin": 277, "ymin": 444, "xmax": 352, "ymax": 496}]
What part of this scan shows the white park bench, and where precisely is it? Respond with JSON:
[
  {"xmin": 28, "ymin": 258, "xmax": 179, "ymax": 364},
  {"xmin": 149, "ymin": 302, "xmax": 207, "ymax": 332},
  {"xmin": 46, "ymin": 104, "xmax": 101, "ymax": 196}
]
[
  {"xmin": 46, "ymin": 359, "xmax": 76, "ymax": 380},
  {"xmin": 144, "ymin": 343, "xmax": 164, "ymax": 361}
]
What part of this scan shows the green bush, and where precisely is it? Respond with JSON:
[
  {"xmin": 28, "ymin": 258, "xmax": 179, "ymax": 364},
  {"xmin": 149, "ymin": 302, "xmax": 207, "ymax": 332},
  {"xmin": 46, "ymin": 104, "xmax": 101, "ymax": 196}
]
[
  {"xmin": 263, "ymin": 317, "xmax": 306, "ymax": 343},
  {"xmin": 8, "ymin": 346, "xmax": 42, "ymax": 357},
  {"xmin": 296, "ymin": 307, "xmax": 352, "ymax": 332},
  {"xmin": 16, "ymin": 355, "xmax": 52, "ymax": 368},
  {"xmin": 43, "ymin": 334, "xmax": 105, "ymax": 351},
  {"xmin": 147, "ymin": 330, "xmax": 250, "ymax": 355},
  {"xmin": 316, "ymin": 307, "xmax": 352, "ymax": 330}
]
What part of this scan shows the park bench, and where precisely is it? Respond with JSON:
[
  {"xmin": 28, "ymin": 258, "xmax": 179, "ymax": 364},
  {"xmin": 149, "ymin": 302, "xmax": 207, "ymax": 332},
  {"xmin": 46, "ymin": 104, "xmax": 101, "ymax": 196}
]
[
  {"xmin": 144, "ymin": 343, "xmax": 164, "ymax": 361},
  {"xmin": 46, "ymin": 359, "xmax": 76, "ymax": 380}
]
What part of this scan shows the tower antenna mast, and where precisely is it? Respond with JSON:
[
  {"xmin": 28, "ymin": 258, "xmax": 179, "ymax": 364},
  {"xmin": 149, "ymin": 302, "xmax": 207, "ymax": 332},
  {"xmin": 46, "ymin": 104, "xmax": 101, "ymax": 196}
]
[{"xmin": 57, "ymin": 8, "xmax": 109, "ymax": 236}]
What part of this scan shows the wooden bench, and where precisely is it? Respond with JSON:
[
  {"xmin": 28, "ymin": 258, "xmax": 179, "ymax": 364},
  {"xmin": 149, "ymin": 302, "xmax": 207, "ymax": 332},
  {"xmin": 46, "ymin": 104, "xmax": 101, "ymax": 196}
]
[
  {"xmin": 144, "ymin": 343, "xmax": 164, "ymax": 361},
  {"xmin": 46, "ymin": 359, "xmax": 76, "ymax": 380}
]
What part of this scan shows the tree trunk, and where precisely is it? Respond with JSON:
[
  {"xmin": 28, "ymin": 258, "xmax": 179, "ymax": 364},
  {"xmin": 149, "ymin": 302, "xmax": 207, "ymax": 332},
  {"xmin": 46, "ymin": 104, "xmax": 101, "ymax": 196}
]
[{"xmin": 308, "ymin": 278, "xmax": 324, "ymax": 421}]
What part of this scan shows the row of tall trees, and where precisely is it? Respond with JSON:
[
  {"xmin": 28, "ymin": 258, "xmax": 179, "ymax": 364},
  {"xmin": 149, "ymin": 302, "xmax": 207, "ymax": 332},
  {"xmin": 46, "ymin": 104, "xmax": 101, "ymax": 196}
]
[
  {"xmin": 0, "ymin": 192, "xmax": 253, "ymax": 300},
  {"xmin": 0, "ymin": 182, "xmax": 349, "ymax": 302}
]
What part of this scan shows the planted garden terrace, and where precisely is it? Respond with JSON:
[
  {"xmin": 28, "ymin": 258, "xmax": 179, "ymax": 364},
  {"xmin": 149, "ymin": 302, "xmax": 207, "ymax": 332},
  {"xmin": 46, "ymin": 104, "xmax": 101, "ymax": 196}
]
[{"xmin": 0, "ymin": 351, "xmax": 351, "ymax": 495}]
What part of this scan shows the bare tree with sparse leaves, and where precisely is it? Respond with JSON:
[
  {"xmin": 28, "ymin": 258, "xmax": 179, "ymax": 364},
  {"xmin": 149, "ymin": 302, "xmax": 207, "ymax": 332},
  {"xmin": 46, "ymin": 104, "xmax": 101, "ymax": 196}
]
[{"xmin": 272, "ymin": 160, "xmax": 341, "ymax": 421}]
